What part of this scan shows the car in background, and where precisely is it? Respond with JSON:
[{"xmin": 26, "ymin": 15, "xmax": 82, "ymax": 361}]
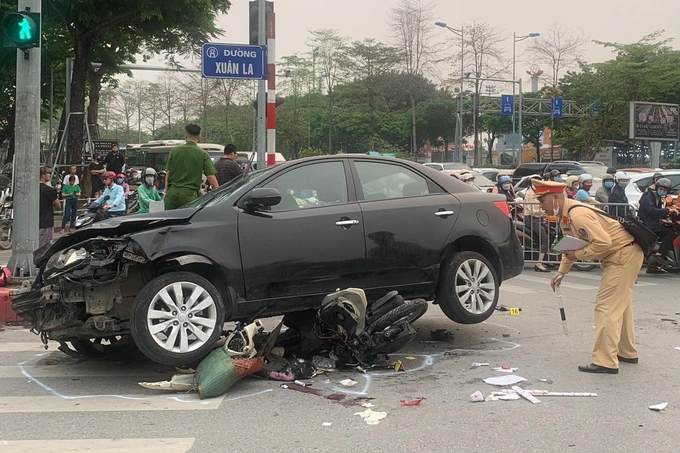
[
  {"xmin": 626, "ymin": 170, "xmax": 680, "ymax": 208},
  {"xmin": 619, "ymin": 167, "xmax": 663, "ymax": 174},
  {"xmin": 511, "ymin": 162, "xmax": 584, "ymax": 184},
  {"xmin": 17, "ymin": 155, "xmax": 524, "ymax": 365},
  {"xmin": 423, "ymin": 162, "xmax": 470, "ymax": 175},
  {"xmin": 514, "ymin": 174, "xmax": 602, "ymax": 199},
  {"xmin": 475, "ymin": 168, "xmax": 507, "ymax": 183},
  {"xmin": 236, "ymin": 151, "xmax": 287, "ymax": 170}
]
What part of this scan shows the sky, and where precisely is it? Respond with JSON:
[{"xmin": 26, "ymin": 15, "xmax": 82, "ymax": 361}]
[{"xmin": 131, "ymin": 0, "xmax": 680, "ymax": 89}]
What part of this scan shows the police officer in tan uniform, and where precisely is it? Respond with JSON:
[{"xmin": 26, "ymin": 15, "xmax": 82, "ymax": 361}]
[{"xmin": 533, "ymin": 179, "xmax": 645, "ymax": 374}]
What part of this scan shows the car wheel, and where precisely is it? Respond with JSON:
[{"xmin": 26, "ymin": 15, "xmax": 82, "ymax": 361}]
[
  {"xmin": 436, "ymin": 251, "xmax": 499, "ymax": 324},
  {"xmin": 130, "ymin": 271, "xmax": 225, "ymax": 366}
]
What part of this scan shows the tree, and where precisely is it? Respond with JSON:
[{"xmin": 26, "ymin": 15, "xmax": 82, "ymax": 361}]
[
  {"xmin": 307, "ymin": 29, "xmax": 347, "ymax": 153},
  {"xmin": 344, "ymin": 39, "xmax": 401, "ymax": 148},
  {"xmin": 388, "ymin": 0, "xmax": 442, "ymax": 157},
  {"xmin": 479, "ymin": 114, "xmax": 513, "ymax": 162},
  {"xmin": 416, "ymin": 98, "xmax": 457, "ymax": 159},
  {"xmin": 461, "ymin": 20, "xmax": 509, "ymax": 164},
  {"xmin": 44, "ymin": 0, "xmax": 231, "ymax": 166},
  {"xmin": 529, "ymin": 23, "xmax": 588, "ymax": 90}
]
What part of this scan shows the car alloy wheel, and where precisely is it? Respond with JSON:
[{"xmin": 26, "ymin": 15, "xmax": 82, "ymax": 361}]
[
  {"xmin": 131, "ymin": 271, "xmax": 225, "ymax": 366},
  {"xmin": 436, "ymin": 251, "xmax": 500, "ymax": 324},
  {"xmin": 147, "ymin": 281, "xmax": 219, "ymax": 353},
  {"xmin": 455, "ymin": 258, "xmax": 496, "ymax": 315}
]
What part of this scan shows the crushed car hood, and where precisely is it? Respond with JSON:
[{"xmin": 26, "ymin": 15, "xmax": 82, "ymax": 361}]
[{"xmin": 34, "ymin": 208, "xmax": 198, "ymax": 267}]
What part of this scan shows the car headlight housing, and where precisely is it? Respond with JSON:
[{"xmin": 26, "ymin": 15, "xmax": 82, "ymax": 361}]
[{"xmin": 46, "ymin": 248, "xmax": 89, "ymax": 273}]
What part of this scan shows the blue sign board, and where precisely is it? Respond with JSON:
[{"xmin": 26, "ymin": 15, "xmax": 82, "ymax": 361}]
[
  {"xmin": 552, "ymin": 97, "xmax": 563, "ymax": 118},
  {"xmin": 501, "ymin": 95, "xmax": 514, "ymax": 116},
  {"xmin": 201, "ymin": 43, "xmax": 267, "ymax": 80}
]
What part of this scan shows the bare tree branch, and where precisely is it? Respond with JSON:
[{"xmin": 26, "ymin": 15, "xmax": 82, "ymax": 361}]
[{"xmin": 528, "ymin": 23, "xmax": 589, "ymax": 88}]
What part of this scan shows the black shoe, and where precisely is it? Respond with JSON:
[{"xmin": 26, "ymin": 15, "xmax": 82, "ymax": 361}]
[
  {"xmin": 617, "ymin": 356, "xmax": 638, "ymax": 364},
  {"xmin": 646, "ymin": 267, "xmax": 667, "ymax": 274},
  {"xmin": 578, "ymin": 363, "xmax": 618, "ymax": 374},
  {"xmin": 534, "ymin": 265, "xmax": 551, "ymax": 273}
]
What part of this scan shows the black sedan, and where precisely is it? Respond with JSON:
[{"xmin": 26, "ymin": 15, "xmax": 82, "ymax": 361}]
[{"xmin": 14, "ymin": 155, "xmax": 523, "ymax": 365}]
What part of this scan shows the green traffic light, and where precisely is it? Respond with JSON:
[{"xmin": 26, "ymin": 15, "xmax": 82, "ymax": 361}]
[
  {"xmin": 18, "ymin": 17, "xmax": 32, "ymax": 41},
  {"xmin": 3, "ymin": 11, "xmax": 40, "ymax": 48}
]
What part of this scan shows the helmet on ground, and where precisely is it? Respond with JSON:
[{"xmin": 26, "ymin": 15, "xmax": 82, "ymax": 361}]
[
  {"xmin": 614, "ymin": 171, "xmax": 630, "ymax": 182},
  {"xmin": 144, "ymin": 168, "xmax": 157, "ymax": 177},
  {"xmin": 656, "ymin": 178, "xmax": 672, "ymax": 190},
  {"xmin": 0, "ymin": 267, "xmax": 12, "ymax": 287},
  {"xmin": 578, "ymin": 173, "xmax": 593, "ymax": 184}
]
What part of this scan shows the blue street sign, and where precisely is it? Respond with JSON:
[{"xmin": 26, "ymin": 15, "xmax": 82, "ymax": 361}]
[
  {"xmin": 201, "ymin": 43, "xmax": 268, "ymax": 80},
  {"xmin": 501, "ymin": 95, "xmax": 514, "ymax": 116},
  {"xmin": 552, "ymin": 97, "xmax": 563, "ymax": 118}
]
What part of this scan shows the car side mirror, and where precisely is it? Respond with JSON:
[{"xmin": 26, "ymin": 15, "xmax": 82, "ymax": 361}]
[{"xmin": 246, "ymin": 187, "xmax": 281, "ymax": 210}]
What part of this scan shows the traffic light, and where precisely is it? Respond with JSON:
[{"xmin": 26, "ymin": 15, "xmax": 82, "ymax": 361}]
[
  {"xmin": 248, "ymin": 1, "xmax": 273, "ymax": 45},
  {"xmin": 3, "ymin": 11, "xmax": 41, "ymax": 49}
]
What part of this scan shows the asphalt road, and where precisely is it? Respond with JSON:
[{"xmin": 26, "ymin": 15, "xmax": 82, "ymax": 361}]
[{"xmin": 1, "ymin": 266, "xmax": 679, "ymax": 453}]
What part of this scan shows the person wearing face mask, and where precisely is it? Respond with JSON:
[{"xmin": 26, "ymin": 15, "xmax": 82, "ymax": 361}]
[
  {"xmin": 116, "ymin": 173, "xmax": 130, "ymax": 198},
  {"xmin": 575, "ymin": 174, "xmax": 597, "ymax": 203},
  {"xmin": 596, "ymin": 174, "xmax": 615, "ymax": 204},
  {"xmin": 645, "ymin": 172, "xmax": 663, "ymax": 195},
  {"xmin": 564, "ymin": 175, "xmax": 579, "ymax": 199},
  {"xmin": 497, "ymin": 175, "xmax": 514, "ymax": 202},
  {"xmin": 638, "ymin": 177, "xmax": 678, "ymax": 273},
  {"xmin": 460, "ymin": 173, "xmax": 477, "ymax": 187},
  {"xmin": 607, "ymin": 172, "xmax": 631, "ymax": 219},
  {"xmin": 534, "ymin": 179, "xmax": 644, "ymax": 374},
  {"xmin": 137, "ymin": 168, "xmax": 162, "ymax": 214}
]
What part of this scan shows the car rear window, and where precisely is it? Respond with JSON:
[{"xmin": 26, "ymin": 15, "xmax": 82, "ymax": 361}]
[{"xmin": 513, "ymin": 165, "xmax": 545, "ymax": 179}]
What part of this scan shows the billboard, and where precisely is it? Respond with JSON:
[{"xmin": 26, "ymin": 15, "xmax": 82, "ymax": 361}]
[{"xmin": 629, "ymin": 102, "xmax": 679, "ymax": 141}]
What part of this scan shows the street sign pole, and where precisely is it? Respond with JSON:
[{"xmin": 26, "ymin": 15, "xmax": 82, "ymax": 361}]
[
  {"xmin": 256, "ymin": 0, "xmax": 266, "ymax": 169},
  {"xmin": 8, "ymin": 0, "xmax": 41, "ymax": 278}
]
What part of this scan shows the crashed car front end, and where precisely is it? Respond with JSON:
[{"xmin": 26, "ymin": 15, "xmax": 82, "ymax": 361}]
[{"xmin": 12, "ymin": 236, "xmax": 151, "ymax": 347}]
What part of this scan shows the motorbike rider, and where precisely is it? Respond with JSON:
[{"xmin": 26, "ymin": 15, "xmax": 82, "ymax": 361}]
[
  {"xmin": 461, "ymin": 173, "xmax": 476, "ymax": 187},
  {"xmin": 638, "ymin": 177, "xmax": 678, "ymax": 273},
  {"xmin": 523, "ymin": 175, "xmax": 552, "ymax": 273},
  {"xmin": 607, "ymin": 171, "xmax": 631, "ymax": 219},
  {"xmin": 137, "ymin": 168, "xmax": 163, "ymax": 214},
  {"xmin": 497, "ymin": 175, "xmax": 515, "ymax": 202},
  {"xmin": 575, "ymin": 174, "xmax": 597, "ymax": 203},
  {"xmin": 645, "ymin": 172, "xmax": 663, "ymax": 195},
  {"xmin": 543, "ymin": 169, "xmax": 563, "ymax": 183},
  {"xmin": 565, "ymin": 175, "xmax": 579, "ymax": 199},
  {"xmin": 95, "ymin": 171, "xmax": 126, "ymax": 217},
  {"xmin": 596, "ymin": 174, "xmax": 615, "ymax": 203},
  {"xmin": 116, "ymin": 173, "xmax": 130, "ymax": 198}
]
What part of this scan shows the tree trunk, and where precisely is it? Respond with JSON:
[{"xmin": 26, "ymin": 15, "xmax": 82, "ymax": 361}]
[
  {"xmin": 87, "ymin": 68, "xmax": 105, "ymax": 141},
  {"xmin": 66, "ymin": 38, "xmax": 94, "ymax": 167},
  {"xmin": 410, "ymin": 94, "xmax": 417, "ymax": 158}
]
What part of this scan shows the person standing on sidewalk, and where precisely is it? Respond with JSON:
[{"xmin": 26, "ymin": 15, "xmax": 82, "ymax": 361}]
[
  {"xmin": 164, "ymin": 124, "xmax": 218, "ymax": 210},
  {"xmin": 60, "ymin": 175, "xmax": 81, "ymax": 233},
  {"xmin": 535, "ymin": 179, "xmax": 644, "ymax": 375},
  {"xmin": 39, "ymin": 168, "xmax": 61, "ymax": 248},
  {"xmin": 214, "ymin": 144, "xmax": 242, "ymax": 186},
  {"xmin": 89, "ymin": 155, "xmax": 105, "ymax": 198},
  {"xmin": 103, "ymin": 143, "xmax": 125, "ymax": 176}
]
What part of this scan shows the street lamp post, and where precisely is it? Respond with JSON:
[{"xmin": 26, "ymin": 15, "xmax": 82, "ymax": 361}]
[
  {"xmin": 512, "ymin": 32, "xmax": 540, "ymax": 164},
  {"xmin": 435, "ymin": 22, "xmax": 464, "ymax": 163}
]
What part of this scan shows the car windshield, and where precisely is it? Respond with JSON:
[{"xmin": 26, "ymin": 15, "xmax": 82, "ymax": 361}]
[
  {"xmin": 183, "ymin": 167, "xmax": 275, "ymax": 209},
  {"xmin": 579, "ymin": 164, "xmax": 608, "ymax": 179}
]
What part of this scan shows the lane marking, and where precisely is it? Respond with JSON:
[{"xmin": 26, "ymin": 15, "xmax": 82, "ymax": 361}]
[{"xmin": 0, "ymin": 438, "xmax": 195, "ymax": 453}]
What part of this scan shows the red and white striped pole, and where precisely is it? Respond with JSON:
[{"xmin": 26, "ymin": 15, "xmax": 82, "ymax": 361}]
[{"xmin": 266, "ymin": 10, "xmax": 276, "ymax": 167}]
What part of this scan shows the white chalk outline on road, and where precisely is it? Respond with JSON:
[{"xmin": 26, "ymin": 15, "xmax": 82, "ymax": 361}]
[
  {"xmin": 0, "ymin": 438, "xmax": 195, "ymax": 453},
  {"xmin": 0, "ymin": 364, "xmax": 173, "ymax": 379}
]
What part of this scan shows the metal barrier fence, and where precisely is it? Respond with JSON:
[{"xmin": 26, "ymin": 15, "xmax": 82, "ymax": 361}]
[{"xmin": 508, "ymin": 201, "xmax": 637, "ymax": 268}]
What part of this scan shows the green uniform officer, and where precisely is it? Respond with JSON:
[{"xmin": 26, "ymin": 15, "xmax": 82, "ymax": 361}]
[{"xmin": 164, "ymin": 124, "xmax": 219, "ymax": 210}]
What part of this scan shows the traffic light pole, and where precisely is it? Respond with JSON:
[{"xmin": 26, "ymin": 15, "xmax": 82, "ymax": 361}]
[
  {"xmin": 8, "ymin": 0, "xmax": 41, "ymax": 278},
  {"xmin": 256, "ymin": 0, "xmax": 266, "ymax": 169}
]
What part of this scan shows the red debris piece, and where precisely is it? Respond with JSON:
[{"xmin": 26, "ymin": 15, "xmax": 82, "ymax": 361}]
[{"xmin": 400, "ymin": 397, "xmax": 426, "ymax": 407}]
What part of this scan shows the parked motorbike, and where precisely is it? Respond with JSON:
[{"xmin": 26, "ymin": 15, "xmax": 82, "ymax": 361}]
[
  {"xmin": 73, "ymin": 196, "xmax": 111, "ymax": 230},
  {"xmin": 0, "ymin": 191, "xmax": 13, "ymax": 250}
]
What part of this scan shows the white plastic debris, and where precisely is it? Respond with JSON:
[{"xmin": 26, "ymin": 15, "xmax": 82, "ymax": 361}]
[
  {"xmin": 497, "ymin": 394, "xmax": 521, "ymax": 401},
  {"xmin": 471, "ymin": 362, "xmax": 490, "ymax": 368},
  {"xmin": 470, "ymin": 391, "xmax": 484, "ymax": 402},
  {"xmin": 354, "ymin": 409, "xmax": 388, "ymax": 425},
  {"xmin": 322, "ymin": 422, "xmax": 332, "ymax": 427},
  {"xmin": 492, "ymin": 367, "xmax": 518, "ymax": 373},
  {"xmin": 649, "ymin": 402, "xmax": 668, "ymax": 412},
  {"xmin": 362, "ymin": 402, "xmax": 375, "ymax": 408},
  {"xmin": 340, "ymin": 379, "xmax": 358, "ymax": 387},
  {"xmin": 483, "ymin": 375, "xmax": 527, "ymax": 386},
  {"xmin": 138, "ymin": 373, "xmax": 196, "ymax": 392}
]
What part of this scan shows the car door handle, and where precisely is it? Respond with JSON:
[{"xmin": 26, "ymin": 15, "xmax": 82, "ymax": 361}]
[
  {"xmin": 335, "ymin": 219, "xmax": 360, "ymax": 227},
  {"xmin": 435, "ymin": 211, "xmax": 454, "ymax": 217}
]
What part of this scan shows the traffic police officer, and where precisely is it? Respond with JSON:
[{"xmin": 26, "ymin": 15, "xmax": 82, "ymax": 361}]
[{"xmin": 533, "ymin": 179, "xmax": 644, "ymax": 374}]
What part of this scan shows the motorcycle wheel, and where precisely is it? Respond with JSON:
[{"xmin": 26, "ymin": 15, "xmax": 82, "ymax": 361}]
[
  {"xmin": 0, "ymin": 221, "xmax": 11, "ymax": 250},
  {"xmin": 368, "ymin": 299, "xmax": 428, "ymax": 333}
]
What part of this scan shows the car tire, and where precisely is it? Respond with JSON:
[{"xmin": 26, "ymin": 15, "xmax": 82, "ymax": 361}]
[
  {"xmin": 436, "ymin": 251, "xmax": 499, "ymax": 324},
  {"xmin": 369, "ymin": 299, "xmax": 428, "ymax": 333},
  {"xmin": 130, "ymin": 271, "xmax": 225, "ymax": 366}
]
